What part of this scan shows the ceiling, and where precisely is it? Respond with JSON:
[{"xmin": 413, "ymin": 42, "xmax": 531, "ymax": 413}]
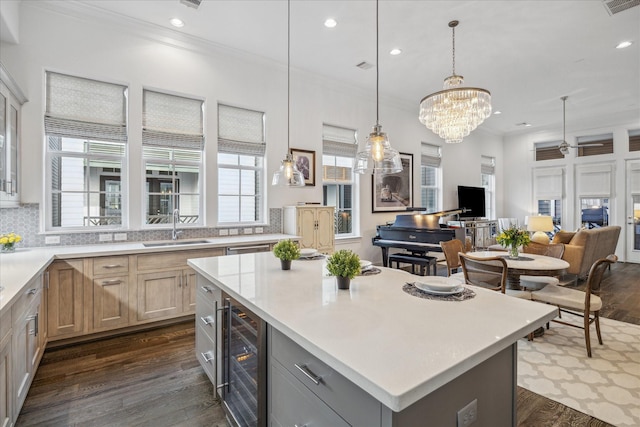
[{"xmin": 12, "ymin": 1, "xmax": 640, "ymax": 138}]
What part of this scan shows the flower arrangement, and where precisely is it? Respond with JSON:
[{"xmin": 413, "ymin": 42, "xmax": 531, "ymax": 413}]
[
  {"xmin": 496, "ymin": 225, "xmax": 530, "ymax": 259},
  {"xmin": 0, "ymin": 232, "xmax": 22, "ymax": 253},
  {"xmin": 325, "ymin": 249, "xmax": 361, "ymax": 280}
]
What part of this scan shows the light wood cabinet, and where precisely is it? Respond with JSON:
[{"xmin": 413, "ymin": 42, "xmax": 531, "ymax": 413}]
[
  {"xmin": 283, "ymin": 206, "xmax": 335, "ymax": 254},
  {"xmin": 47, "ymin": 259, "xmax": 85, "ymax": 339},
  {"xmin": 0, "ymin": 63, "xmax": 27, "ymax": 208},
  {"xmin": 91, "ymin": 256, "xmax": 130, "ymax": 331}
]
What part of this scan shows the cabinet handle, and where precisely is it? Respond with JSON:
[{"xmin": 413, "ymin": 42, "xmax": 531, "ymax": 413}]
[
  {"xmin": 102, "ymin": 264, "xmax": 123, "ymax": 269},
  {"xmin": 201, "ymin": 285, "xmax": 213, "ymax": 293},
  {"xmin": 200, "ymin": 316, "xmax": 214, "ymax": 326},
  {"xmin": 295, "ymin": 424, "xmax": 308, "ymax": 427},
  {"xmin": 179, "ymin": 274, "xmax": 183, "ymax": 288},
  {"xmin": 28, "ymin": 314, "xmax": 38, "ymax": 336},
  {"xmin": 101, "ymin": 279, "xmax": 122, "ymax": 285},
  {"xmin": 294, "ymin": 363, "xmax": 321, "ymax": 385},
  {"xmin": 200, "ymin": 351, "xmax": 214, "ymax": 364},
  {"xmin": 27, "ymin": 288, "xmax": 37, "ymax": 296}
]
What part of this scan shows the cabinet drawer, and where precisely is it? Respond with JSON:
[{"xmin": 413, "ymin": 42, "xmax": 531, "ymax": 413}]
[
  {"xmin": 270, "ymin": 327, "xmax": 381, "ymax": 426},
  {"xmin": 195, "ymin": 296, "xmax": 216, "ymax": 340},
  {"xmin": 197, "ymin": 276, "xmax": 221, "ymax": 306},
  {"xmin": 11, "ymin": 276, "xmax": 42, "ymax": 323},
  {"xmin": 93, "ymin": 256, "xmax": 129, "ymax": 276},
  {"xmin": 270, "ymin": 360, "xmax": 350, "ymax": 427},
  {"xmin": 136, "ymin": 249, "xmax": 223, "ymax": 271},
  {"xmin": 196, "ymin": 323, "xmax": 216, "ymax": 383}
]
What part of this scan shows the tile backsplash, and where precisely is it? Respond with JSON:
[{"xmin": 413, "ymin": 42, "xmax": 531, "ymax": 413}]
[{"xmin": 0, "ymin": 203, "xmax": 282, "ymax": 248}]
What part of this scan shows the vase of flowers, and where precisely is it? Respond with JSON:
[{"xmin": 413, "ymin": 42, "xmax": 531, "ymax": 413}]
[
  {"xmin": 496, "ymin": 225, "xmax": 530, "ymax": 259},
  {"xmin": 272, "ymin": 239, "xmax": 301, "ymax": 270},
  {"xmin": 325, "ymin": 249, "xmax": 361, "ymax": 290},
  {"xmin": 0, "ymin": 232, "xmax": 22, "ymax": 253}
]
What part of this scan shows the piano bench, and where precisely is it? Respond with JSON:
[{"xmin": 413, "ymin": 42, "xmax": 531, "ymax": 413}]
[{"xmin": 388, "ymin": 254, "xmax": 437, "ymax": 276}]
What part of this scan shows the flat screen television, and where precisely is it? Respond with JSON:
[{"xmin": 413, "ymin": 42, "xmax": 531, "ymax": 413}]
[{"xmin": 457, "ymin": 186, "xmax": 486, "ymax": 219}]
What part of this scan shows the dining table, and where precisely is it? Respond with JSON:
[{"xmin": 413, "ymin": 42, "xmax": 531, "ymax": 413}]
[{"xmin": 465, "ymin": 250, "xmax": 570, "ymax": 290}]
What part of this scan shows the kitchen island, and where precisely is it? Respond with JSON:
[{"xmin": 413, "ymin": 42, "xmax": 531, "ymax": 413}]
[{"xmin": 189, "ymin": 252, "xmax": 557, "ymax": 427}]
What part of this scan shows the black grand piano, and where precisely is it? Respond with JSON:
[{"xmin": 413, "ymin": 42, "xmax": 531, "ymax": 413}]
[{"xmin": 373, "ymin": 211, "xmax": 466, "ymax": 267}]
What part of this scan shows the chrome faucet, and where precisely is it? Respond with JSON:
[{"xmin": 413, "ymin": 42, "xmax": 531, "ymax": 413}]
[{"xmin": 172, "ymin": 208, "xmax": 182, "ymax": 240}]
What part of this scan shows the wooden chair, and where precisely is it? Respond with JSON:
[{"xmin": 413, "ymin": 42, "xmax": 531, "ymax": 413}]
[
  {"xmin": 530, "ymin": 254, "xmax": 617, "ymax": 357},
  {"xmin": 519, "ymin": 242, "xmax": 566, "ymax": 290},
  {"xmin": 440, "ymin": 239, "xmax": 466, "ymax": 277},
  {"xmin": 459, "ymin": 253, "xmax": 532, "ymax": 300}
]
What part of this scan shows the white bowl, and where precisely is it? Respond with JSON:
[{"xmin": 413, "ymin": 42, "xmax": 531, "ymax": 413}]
[
  {"xmin": 360, "ymin": 260, "xmax": 373, "ymax": 270},
  {"xmin": 414, "ymin": 277, "xmax": 461, "ymax": 292},
  {"xmin": 300, "ymin": 248, "xmax": 318, "ymax": 257}
]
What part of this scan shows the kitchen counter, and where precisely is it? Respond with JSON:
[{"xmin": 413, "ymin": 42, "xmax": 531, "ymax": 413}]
[
  {"xmin": 188, "ymin": 252, "xmax": 557, "ymax": 413},
  {"xmin": 0, "ymin": 234, "xmax": 295, "ymax": 314}
]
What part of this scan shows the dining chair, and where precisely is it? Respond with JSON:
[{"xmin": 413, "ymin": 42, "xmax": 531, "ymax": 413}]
[
  {"xmin": 440, "ymin": 239, "xmax": 466, "ymax": 278},
  {"xmin": 530, "ymin": 254, "xmax": 617, "ymax": 357},
  {"xmin": 519, "ymin": 242, "xmax": 566, "ymax": 290},
  {"xmin": 459, "ymin": 253, "xmax": 532, "ymax": 300}
]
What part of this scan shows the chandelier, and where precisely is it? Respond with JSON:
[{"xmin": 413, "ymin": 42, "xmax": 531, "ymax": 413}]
[
  {"xmin": 354, "ymin": 0, "xmax": 402, "ymax": 174},
  {"xmin": 419, "ymin": 20, "xmax": 491, "ymax": 144},
  {"xmin": 272, "ymin": 0, "xmax": 305, "ymax": 187}
]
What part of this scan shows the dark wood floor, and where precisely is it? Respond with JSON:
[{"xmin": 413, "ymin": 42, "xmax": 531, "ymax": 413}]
[{"xmin": 17, "ymin": 262, "xmax": 639, "ymax": 427}]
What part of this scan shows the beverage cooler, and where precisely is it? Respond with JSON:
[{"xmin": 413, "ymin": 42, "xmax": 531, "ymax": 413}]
[{"xmin": 219, "ymin": 292, "xmax": 267, "ymax": 427}]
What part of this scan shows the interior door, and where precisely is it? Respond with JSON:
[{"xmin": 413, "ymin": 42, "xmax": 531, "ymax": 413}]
[{"xmin": 626, "ymin": 160, "xmax": 640, "ymax": 263}]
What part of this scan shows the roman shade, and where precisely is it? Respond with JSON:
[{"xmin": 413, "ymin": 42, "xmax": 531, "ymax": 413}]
[
  {"xmin": 218, "ymin": 104, "xmax": 265, "ymax": 156},
  {"xmin": 533, "ymin": 167, "xmax": 564, "ymax": 200},
  {"xmin": 421, "ymin": 142, "xmax": 441, "ymax": 167},
  {"xmin": 322, "ymin": 124, "xmax": 357, "ymax": 158},
  {"xmin": 481, "ymin": 155, "xmax": 495, "ymax": 175},
  {"xmin": 45, "ymin": 71, "xmax": 127, "ymax": 142},
  {"xmin": 143, "ymin": 89, "xmax": 204, "ymax": 150}
]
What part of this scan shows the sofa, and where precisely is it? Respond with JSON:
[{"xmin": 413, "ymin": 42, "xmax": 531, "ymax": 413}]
[{"xmin": 551, "ymin": 226, "xmax": 621, "ymax": 279}]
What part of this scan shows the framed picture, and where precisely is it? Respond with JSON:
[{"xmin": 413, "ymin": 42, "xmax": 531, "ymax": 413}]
[
  {"xmin": 372, "ymin": 152, "xmax": 413, "ymax": 212},
  {"xmin": 290, "ymin": 148, "xmax": 315, "ymax": 186}
]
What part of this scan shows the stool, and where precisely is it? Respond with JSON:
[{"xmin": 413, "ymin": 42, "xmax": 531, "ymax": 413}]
[{"xmin": 388, "ymin": 254, "xmax": 437, "ymax": 276}]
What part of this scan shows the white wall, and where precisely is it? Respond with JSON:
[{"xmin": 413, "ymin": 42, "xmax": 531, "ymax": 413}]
[{"xmin": 0, "ymin": 2, "xmax": 504, "ymax": 263}]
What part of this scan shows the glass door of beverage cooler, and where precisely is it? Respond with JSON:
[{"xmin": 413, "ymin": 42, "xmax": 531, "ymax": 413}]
[{"xmin": 221, "ymin": 293, "xmax": 266, "ymax": 427}]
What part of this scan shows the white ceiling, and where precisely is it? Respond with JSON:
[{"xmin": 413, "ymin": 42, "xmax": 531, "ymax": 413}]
[{"xmin": 13, "ymin": 1, "xmax": 640, "ymax": 137}]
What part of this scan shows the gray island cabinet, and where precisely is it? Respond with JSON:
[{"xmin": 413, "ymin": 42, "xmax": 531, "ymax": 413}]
[{"xmin": 189, "ymin": 252, "xmax": 556, "ymax": 427}]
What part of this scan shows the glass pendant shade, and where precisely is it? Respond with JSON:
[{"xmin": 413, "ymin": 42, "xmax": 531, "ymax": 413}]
[
  {"xmin": 354, "ymin": 124, "xmax": 402, "ymax": 174},
  {"xmin": 272, "ymin": 153, "xmax": 305, "ymax": 187},
  {"xmin": 419, "ymin": 75, "xmax": 491, "ymax": 143},
  {"xmin": 418, "ymin": 20, "xmax": 491, "ymax": 144}
]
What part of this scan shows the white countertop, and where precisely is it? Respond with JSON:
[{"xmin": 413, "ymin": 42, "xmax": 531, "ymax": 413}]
[
  {"xmin": 0, "ymin": 234, "xmax": 295, "ymax": 314},
  {"xmin": 188, "ymin": 252, "xmax": 557, "ymax": 412}
]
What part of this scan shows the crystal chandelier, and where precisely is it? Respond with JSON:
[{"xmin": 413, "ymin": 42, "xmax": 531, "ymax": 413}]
[
  {"xmin": 272, "ymin": 0, "xmax": 305, "ymax": 187},
  {"xmin": 419, "ymin": 20, "xmax": 491, "ymax": 144},
  {"xmin": 354, "ymin": 0, "xmax": 402, "ymax": 174}
]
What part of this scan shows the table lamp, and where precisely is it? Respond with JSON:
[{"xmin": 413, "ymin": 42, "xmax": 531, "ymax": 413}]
[{"xmin": 526, "ymin": 215, "xmax": 554, "ymax": 244}]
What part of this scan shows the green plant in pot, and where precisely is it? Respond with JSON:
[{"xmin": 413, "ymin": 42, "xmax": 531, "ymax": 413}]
[
  {"xmin": 325, "ymin": 249, "xmax": 361, "ymax": 290},
  {"xmin": 273, "ymin": 239, "xmax": 301, "ymax": 270}
]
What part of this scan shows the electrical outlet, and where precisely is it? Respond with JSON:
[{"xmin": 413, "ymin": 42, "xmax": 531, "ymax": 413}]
[
  {"xmin": 229, "ymin": 229, "xmax": 239, "ymax": 235},
  {"xmin": 457, "ymin": 399, "xmax": 477, "ymax": 427},
  {"xmin": 45, "ymin": 235, "xmax": 60, "ymax": 245},
  {"xmin": 243, "ymin": 228, "xmax": 253, "ymax": 235},
  {"xmin": 99, "ymin": 233, "xmax": 113, "ymax": 242},
  {"xmin": 219, "ymin": 229, "xmax": 229, "ymax": 236},
  {"xmin": 255, "ymin": 227, "xmax": 263, "ymax": 234},
  {"xmin": 114, "ymin": 233, "xmax": 127, "ymax": 241}
]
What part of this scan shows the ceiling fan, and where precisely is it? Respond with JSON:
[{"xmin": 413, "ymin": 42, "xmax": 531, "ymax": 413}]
[{"xmin": 557, "ymin": 95, "xmax": 602, "ymax": 155}]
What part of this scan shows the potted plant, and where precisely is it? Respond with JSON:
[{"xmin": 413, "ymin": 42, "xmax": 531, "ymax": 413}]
[
  {"xmin": 496, "ymin": 224, "xmax": 530, "ymax": 259},
  {"xmin": 273, "ymin": 239, "xmax": 301, "ymax": 270},
  {"xmin": 325, "ymin": 249, "xmax": 361, "ymax": 289}
]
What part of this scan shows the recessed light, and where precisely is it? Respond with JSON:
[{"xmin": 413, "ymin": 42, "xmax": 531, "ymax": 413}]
[
  {"xmin": 616, "ymin": 41, "xmax": 632, "ymax": 49},
  {"xmin": 525, "ymin": 123, "xmax": 532, "ymax": 127},
  {"xmin": 170, "ymin": 18, "xmax": 185, "ymax": 28},
  {"xmin": 493, "ymin": 110, "xmax": 502, "ymax": 115},
  {"xmin": 324, "ymin": 18, "xmax": 337, "ymax": 28},
  {"xmin": 389, "ymin": 48, "xmax": 402, "ymax": 56}
]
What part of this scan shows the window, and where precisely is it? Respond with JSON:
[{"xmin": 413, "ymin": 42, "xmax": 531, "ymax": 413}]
[
  {"xmin": 45, "ymin": 72, "xmax": 127, "ymax": 229},
  {"xmin": 420, "ymin": 143, "xmax": 441, "ymax": 212},
  {"xmin": 577, "ymin": 133, "xmax": 613, "ymax": 157},
  {"xmin": 575, "ymin": 163, "xmax": 613, "ymax": 229},
  {"xmin": 534, "ymin": 141, "xmax": 563, "ymax": 161},
  {"xmin": 142, "ymin": 89, "xmax": 204, "ymax": 226},
  {"xmin": 537, "ymin": 200, "xmax": 562, "ymax": 232},
  {"xmin": 322, "ymin": 124, "xmax": 358, "ymax": 236},
  {"xmin": 217, "ymin": 104, "xmax": 265, "ymax": 224},
  {"xmin": 481, "ymin": 155, "xmax": 495, "ymax": 220},
  {"xmin": 629, "ymin": 129, "xmax": 640, "ymax": 152}
]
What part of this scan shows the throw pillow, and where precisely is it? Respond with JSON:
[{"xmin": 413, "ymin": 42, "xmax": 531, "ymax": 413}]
[{"xmin": 552, "ymin": 230, "xmax": 576, "ymax": 244}]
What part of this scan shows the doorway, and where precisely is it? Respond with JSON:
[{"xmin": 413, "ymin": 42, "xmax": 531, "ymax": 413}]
[{"xmin": 626, "ymin": 160, "xmax": 640, "ymax": 263}]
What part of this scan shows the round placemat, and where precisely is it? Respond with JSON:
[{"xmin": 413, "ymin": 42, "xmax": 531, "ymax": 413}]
[
  {"xmin": 402, "ymin": 282, "xmax": 476, "ymax": 301},
  {"xmin": 360, "ymin": 267, "xmax": 381, "ymax": 276}
]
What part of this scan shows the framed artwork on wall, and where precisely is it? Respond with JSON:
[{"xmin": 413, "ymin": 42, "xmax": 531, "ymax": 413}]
[
  {"xmin": 372, "ymin": 152, "xmax": 413, "ymax": 212},
  {"xmin": 290, "ymin": 148, "xmax": 315, "ymax": 186}
]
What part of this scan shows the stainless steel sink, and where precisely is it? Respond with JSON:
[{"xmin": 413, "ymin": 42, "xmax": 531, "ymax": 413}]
[{"xmin": 143, "ymin": 240, "xmax": 210, "ymax": 247}]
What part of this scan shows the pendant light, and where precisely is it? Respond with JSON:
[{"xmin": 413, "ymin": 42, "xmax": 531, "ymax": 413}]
[
  {"xmin": 354, "ymin": 0, "xmax": 402, "ymax": 175},
  {"xmin": 419, "ymin": 20, "xmax": 491, "ymax": 143},
  {"xmin": 272, "ymin": 0, "xmax": 305, "ymax": 187}
]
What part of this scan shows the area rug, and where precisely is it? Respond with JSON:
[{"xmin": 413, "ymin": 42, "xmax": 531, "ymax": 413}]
[{"xmin": 518, "ymin": 317, "xmax": 640, "ymax": 426}]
